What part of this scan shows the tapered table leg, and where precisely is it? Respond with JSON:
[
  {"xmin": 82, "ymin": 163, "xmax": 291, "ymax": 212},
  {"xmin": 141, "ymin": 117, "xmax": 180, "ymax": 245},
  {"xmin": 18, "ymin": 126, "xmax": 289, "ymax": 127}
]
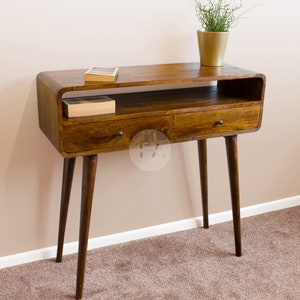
[
  {"xmin": 76, "ymin": 155, "xmax": 98, "ymax": 300},
  {"xmin": 56, "ymin": 157, "xmax": 76, "ymax": 263},
  {"xmin": 197, "ymin": 139, "xmax": 209, "ymax": 229},
  {"xmin": 225, "ymin": 135, "xmax": 242, "ymax": 257}
]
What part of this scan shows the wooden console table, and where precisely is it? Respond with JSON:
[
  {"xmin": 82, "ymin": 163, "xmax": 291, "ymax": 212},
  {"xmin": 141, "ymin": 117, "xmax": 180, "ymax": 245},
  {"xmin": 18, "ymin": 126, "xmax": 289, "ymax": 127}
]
[{"xmin": 36, "ymin": 63, "xmax": 266, "ymax": 299}]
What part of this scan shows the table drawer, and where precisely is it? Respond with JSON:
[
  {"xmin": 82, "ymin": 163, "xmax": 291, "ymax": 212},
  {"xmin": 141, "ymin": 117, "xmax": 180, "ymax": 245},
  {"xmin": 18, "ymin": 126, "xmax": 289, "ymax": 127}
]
[
  {"xmin": 62, "ymin": 116, "xmax": 170, "ymax": 154},
  {"xmin": 172, "ymin": 106, "xmax": 261, "ymax": 141}
]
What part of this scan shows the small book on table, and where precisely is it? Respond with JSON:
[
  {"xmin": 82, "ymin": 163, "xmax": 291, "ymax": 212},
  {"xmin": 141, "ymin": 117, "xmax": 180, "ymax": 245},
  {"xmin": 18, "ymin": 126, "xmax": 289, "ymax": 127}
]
[{"xmin": 84, "ymin": 67, "xmax": 119, "ymax": 82}]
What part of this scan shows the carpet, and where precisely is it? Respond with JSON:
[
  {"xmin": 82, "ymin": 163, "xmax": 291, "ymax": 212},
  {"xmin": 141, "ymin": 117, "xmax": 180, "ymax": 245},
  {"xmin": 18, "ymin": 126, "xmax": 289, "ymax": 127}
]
[{"xmin": 1, "ymin": 206, "xmax": 299, "ymax": 299}]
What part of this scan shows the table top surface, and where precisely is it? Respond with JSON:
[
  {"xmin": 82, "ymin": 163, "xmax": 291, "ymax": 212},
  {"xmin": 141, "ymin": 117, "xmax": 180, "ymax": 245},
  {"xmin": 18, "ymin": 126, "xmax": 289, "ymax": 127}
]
[
  {"xmin": 36, "ymin": 62, "xmax": 266, "ymax": 157},
  {"xmin": 37, "ymin": 62, "xmax": 265, "ymax": 97}
]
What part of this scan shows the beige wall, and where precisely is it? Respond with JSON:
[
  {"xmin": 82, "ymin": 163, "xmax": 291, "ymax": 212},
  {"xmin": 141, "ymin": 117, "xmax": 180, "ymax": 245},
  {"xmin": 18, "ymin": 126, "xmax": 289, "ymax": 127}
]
[{"xmin": 1, "ymin": 0, "xmax": 300, "ymax": 257}]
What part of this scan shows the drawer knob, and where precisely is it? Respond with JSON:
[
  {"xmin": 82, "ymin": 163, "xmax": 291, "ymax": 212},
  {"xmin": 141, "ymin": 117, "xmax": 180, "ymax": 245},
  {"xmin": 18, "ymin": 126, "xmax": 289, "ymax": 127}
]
[
  {"xmin": 117, "ymin": 131, "xmax": 124, "ymax": 137},
  {"xmin": 216, "ymin": 119, "xmax": 224, "ymax": 126}
]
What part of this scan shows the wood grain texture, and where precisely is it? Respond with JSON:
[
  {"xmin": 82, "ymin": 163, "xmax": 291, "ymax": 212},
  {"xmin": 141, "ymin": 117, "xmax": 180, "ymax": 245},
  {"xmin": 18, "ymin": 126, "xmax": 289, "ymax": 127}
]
[
  {"xmin": 36, "ymin": 62, "xmax": 266, "ymax": 299},
  {"xmin": 36, "ymin": 63, "xmax": 266, "ymax": 157},
  {"xmin": 198, "ymin": 139, "xmax": 209, "ymax": 229},
  {"xmin": 37, "ymin": 63, "xmax": 265, "ymax": 93},
  {"xmin": 225, "ymin": 135, "xmax": 242, "ymax": 257},
  {"xmin": 56, "ymin": 157, "xmax": 76, "ymax": 263},
  {"xmin": 76, "ymin": 155, "xmax": 98, "ymax": 299}
]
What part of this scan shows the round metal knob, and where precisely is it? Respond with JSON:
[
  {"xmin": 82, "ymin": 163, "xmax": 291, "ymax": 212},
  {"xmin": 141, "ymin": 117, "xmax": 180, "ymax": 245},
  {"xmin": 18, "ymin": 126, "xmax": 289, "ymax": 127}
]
[
  {"xmin": 117, "ymin": 131, "xmax": 124, "ymax": 137},
  {"xmin": 216, "ymin": 120, "xmax": 224, "ymax": 126}
]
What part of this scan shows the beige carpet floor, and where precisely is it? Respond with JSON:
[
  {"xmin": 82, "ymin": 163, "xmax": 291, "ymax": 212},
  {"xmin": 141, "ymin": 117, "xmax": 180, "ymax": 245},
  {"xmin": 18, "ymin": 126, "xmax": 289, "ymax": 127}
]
[{"xmin": 0, "ymin": 206, "xmax": 300, "ymax": 299}]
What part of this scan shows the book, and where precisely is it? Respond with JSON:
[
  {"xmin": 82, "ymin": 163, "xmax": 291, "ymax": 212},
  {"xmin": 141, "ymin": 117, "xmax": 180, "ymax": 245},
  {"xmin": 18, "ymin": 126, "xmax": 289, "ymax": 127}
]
[
  {"xmin": 84, "ymin": 66, "xmax": 119, "ymax": 82},
  {"xmin": 62, "ymin": 95, "xmax": 115, "ymax": 118}
]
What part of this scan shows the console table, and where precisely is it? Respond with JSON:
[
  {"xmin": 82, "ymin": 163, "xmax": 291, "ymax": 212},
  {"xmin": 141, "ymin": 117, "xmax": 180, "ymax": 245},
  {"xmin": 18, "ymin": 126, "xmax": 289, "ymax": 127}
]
[{"xmin": 36, "ymin": 63, "xmax": 266, "ymax": 299}]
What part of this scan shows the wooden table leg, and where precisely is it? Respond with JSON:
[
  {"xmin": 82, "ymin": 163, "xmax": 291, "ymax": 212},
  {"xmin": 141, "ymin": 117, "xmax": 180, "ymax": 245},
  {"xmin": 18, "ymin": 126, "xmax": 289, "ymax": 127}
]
[
  {"xmin": 225, "ymin": 135, "xmax": 242, "ymax": 257},
  {"xmin": 76, "ymin": 155, "xmax": 98, "ymax": 300},
  {"xmin": 56, "ymin": 157, "xmax": 76, "ymax": 263},
  {"xmin": 197, "ymin": 139, "xmax": 209, "ymax": 229}
]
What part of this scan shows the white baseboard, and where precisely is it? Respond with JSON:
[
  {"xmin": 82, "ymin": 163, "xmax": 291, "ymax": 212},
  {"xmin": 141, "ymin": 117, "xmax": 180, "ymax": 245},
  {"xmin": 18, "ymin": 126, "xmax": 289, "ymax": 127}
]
[{"xmin": 1, "ymin": 195, "xmax": 299, "ymax": 269}]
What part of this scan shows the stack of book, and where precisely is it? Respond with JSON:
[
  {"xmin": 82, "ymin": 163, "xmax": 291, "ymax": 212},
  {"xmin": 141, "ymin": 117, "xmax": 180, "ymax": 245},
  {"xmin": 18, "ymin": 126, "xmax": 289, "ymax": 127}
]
[{"xmin": 62, "ymin": 95, "xmax": 115, "ymax": 118}]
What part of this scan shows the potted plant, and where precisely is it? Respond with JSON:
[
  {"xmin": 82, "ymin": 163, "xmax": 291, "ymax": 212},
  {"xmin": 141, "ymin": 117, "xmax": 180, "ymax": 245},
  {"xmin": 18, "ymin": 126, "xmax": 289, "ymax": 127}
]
[{"xmin": 195, "ymin": 0, "xmax": 247, "ymax": 66}]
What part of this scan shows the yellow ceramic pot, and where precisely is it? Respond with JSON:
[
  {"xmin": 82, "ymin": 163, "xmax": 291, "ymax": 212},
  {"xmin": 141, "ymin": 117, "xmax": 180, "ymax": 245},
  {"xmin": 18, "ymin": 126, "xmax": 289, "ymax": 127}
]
[{"xmin": 197, "ymin": 31, "xmax": 229, "ymax": 66}]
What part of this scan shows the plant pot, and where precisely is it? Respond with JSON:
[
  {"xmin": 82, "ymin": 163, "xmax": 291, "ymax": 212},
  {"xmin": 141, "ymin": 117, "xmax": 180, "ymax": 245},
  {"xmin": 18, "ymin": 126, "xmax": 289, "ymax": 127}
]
[{"xmin": 197, "ymin": 31, "xmax": 229, "ymax": 66}]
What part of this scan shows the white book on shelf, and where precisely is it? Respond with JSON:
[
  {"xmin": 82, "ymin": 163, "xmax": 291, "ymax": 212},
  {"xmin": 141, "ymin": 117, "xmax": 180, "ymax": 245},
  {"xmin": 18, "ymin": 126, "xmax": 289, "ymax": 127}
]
[{"xmin": 62, "ymin": 95, "xmax": 115, "ymax": 118}]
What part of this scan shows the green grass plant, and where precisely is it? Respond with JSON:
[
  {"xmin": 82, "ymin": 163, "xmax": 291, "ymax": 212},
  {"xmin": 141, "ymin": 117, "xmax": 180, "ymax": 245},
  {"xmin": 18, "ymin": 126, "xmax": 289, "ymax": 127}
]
[{"xmin": 195, "ymin": 0, "xmax": 246, "ymax": 32}]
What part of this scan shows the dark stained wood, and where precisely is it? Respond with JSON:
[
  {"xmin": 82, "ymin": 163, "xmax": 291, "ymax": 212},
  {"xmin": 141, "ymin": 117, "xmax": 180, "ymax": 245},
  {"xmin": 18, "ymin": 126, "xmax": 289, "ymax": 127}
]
[
  {"xmin": 36, "ymin": 62, "xmax": 266, "ymax": 299},
  {"xmin": 218, "ymin": 77, "xmax": 266, "ymax": 102},
  {"xmin": 63, "ymin": 116, "xmax": 170, "ymax": 155},
  {"xmin": 198, "ymin": 139, "xmax": 209, "ymax": 229},
  {"xmin": 225, "ymin": 135, "xmax": 242, "ymax": 257},
  {"xmin": 56, "ymin": 157, "xmax": 76, "ymax": 263},
  {"xmin": 36, "ymin": 63, "xmax": 265, "ymax": 94},
  {"xmin": 76, "ymin": 155, "xmax": 98, "ymax": 299},
  {"xmin": 36, "ymin": 76, "xmax": 61, "ymax": 151},
  {"xmin": 172, "ymin": 105, "xmax": 261, "ymax": 142},
  {"xmin": 37, "ymin": 63, "xmax": 265, "ymax": 158}
]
